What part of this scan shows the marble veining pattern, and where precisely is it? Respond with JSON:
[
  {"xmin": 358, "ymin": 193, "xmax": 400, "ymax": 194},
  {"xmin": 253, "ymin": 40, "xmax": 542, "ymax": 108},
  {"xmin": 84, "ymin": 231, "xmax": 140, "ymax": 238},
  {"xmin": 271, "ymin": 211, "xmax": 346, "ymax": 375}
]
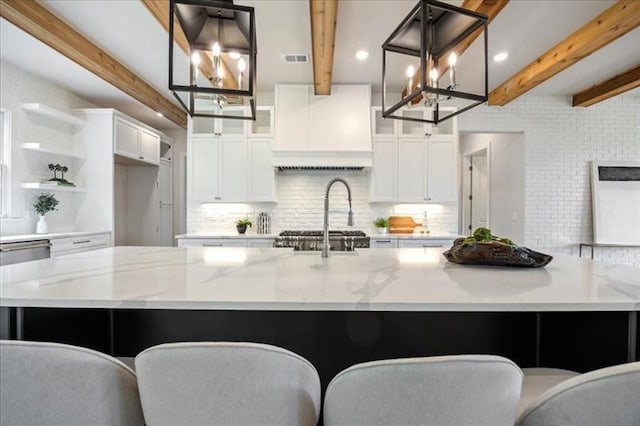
[{"xmin": 1, "ymin": 247, "xmax": 639, "ymax": 311}]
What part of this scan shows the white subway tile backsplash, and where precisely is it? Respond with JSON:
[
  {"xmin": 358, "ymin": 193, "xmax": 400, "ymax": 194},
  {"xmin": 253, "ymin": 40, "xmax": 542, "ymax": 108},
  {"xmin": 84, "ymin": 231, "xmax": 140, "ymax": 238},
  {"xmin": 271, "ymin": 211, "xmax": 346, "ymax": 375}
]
[{"xmin": 188, "ymin": 170, "xmax": 459, "ymax": 235}]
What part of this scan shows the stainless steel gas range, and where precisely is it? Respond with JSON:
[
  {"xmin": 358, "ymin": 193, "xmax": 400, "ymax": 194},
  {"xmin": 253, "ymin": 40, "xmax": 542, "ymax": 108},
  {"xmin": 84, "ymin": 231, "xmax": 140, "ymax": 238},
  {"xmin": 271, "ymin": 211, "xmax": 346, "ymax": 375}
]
[{"xmin": 274, "ymin": 231, "xmax": 370, "ymax": 251}]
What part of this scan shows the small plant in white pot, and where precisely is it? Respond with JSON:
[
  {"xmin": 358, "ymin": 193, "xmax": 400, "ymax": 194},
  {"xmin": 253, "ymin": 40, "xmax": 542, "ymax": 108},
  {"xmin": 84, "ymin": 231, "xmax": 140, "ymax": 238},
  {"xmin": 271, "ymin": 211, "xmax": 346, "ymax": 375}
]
[
  {"xmin": 373, "ymin": 217, "xmax": 389, "ymax": 234},
  {"xmin": 33, "ymin": 193, "xmax": 59, "ymax": 234}
]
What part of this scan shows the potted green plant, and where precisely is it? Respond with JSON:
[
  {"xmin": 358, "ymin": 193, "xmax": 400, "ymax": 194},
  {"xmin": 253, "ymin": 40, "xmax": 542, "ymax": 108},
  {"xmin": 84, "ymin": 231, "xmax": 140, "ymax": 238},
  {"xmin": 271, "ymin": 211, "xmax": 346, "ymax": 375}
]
[
  {"xmin": 236, "ymin": 218, "xmax": 252, "ymax": 235},
  {"xmin": 373, "ymin": 217, "xmax": 389, "ymax": 234},
  {"xmin": 33, "ymin": 193, "xmax": 59, "ymax": 234}
]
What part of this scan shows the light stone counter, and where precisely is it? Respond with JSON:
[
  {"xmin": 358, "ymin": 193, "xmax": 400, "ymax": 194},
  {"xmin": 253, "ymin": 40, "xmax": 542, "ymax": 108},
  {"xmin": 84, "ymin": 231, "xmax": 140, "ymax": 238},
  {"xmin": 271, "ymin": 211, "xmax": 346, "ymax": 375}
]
[
  {"xmin": 1, "ymin": 231, "xmax": 111, "ymax": 244},
  {"xmin": 1, "ymin": 247, "xmax": 639, "ymax": 312}
]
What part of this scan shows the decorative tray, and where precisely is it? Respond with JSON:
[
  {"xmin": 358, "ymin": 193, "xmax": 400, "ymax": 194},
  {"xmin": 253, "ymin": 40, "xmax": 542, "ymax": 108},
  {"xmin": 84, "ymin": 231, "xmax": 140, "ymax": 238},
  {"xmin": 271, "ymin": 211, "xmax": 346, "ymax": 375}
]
[{"xmin": 443, "ymin": 229, "xmax": 552, "ymax": 268}]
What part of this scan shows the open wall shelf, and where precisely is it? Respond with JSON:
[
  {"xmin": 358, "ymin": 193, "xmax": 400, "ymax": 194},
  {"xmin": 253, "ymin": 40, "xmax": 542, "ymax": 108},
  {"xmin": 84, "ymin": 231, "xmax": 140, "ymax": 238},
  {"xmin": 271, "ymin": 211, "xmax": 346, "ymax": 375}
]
[
  {"xmin": 22, "ymin": 103, "xmax": 85, "ymax": 127},
  {"xmin": 21, "ymin": 182, "xmax": 86, "ymax": 192},
  {"xmin": 21, "ymin": 143, "xmax": 86, "ymax": 159}
]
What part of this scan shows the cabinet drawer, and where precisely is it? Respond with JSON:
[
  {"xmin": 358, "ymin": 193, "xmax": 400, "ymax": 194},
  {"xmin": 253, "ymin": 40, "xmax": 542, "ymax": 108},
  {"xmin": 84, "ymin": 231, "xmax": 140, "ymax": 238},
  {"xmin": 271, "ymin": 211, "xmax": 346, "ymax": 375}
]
[
  {"xmin": 370, "ymin": 239, "xmax": 398, "ymax": 248},
  {"xmin": 397, "ymin": 239, "xmax": 453, "ymax": 249},
  {"xmin": 178, "ymin": 239, "xmax": 247, "ymax": 248},
  {"xmin": 50, "ymin": 233, "xmax": 111, "ymax": 256}
]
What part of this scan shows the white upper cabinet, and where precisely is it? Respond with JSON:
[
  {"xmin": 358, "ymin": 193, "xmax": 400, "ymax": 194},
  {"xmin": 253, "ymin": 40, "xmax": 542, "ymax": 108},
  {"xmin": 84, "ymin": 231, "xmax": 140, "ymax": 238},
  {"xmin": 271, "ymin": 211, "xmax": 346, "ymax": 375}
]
[
  {"xmin": 398, "ymin": 138, "xmax": 456, "ymax": 202},
  {"xmin": 249, "ymin": 107, "xmax": 275, "ymax": 138},
  {"xmin": 370, "ymin": 139, "xmax": 397, "ymax": 202},
  {"xmin": 139, "ymin": 128, "xmax": 160, "ymax": 164},
  {"xmin": 274, "ymin": 84, "xmax": 372, "ymax": 162},
  {"xmin": 397, "ymin": 106, "xmax": 456, "ymax": 138},
  {"xmin": 191, "ymin": 138, "xmax": 221, "ymax": 201},
  {"xmin": 248, "ymin": 138, "xmax": 276, "ymax": 202},
  {"xmin": 190, "ymin": 137, "xmax": 250, "ymax": 203},
  {"xmin": 370, "ymin": 107, "xmax": 458, "ymax": 203},
  {"xmin": 190, "ymin": 106, "xmax": 247, "ymax": 137},
  {"xmin": 275, "ymin": 85, "xmax": 309, "ymax": 151},
  {"xmin": 371, "ymin": 107, "xmax": 396, "ymax": 137},
  {"xmin": 219, "ymin": 138, "xmax": 248, "ymax": 202},
  {"xmin": 114, "ymin": 116, "xmax": 160, "ymax": 165}
]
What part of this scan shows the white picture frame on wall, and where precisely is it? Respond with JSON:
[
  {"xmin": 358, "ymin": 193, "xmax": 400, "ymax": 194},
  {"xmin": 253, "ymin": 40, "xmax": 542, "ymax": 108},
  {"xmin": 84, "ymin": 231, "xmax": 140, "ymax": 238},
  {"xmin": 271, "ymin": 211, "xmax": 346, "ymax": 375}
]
[{"xmin": 591, "ymin": 161, "xmax": 640, "ymax": 245}]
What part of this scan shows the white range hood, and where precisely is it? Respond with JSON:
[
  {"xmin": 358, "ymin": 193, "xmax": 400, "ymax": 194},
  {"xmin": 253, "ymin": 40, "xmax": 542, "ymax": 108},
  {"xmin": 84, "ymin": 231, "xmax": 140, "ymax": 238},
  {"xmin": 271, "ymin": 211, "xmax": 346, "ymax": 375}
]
[{"xmin": 273, "ymin": 84, "xmax": 373, "ymax": 168}]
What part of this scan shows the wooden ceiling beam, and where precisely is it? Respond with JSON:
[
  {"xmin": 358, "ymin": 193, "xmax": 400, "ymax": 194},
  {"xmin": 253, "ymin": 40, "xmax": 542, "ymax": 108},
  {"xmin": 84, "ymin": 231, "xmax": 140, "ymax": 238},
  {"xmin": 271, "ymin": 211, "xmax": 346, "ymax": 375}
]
[
  {"xmin": 572, "ymin": 64, "xmax": 640, "ymax": 107},
  {"xmin": 310, "ymin": 0, "xmax": 338, "ymax": 95},
  {"xmin": 140, "ymin": 0, "xmax": 238, "ymax": 90},
  {"xmin": 401, "ymin": 0, "xmax": 509, "ymax": 102},
  {"xmin": 489, "ymin": 0, "xmax": 640, "ymax": 106},
  {"xmin": 0, "ymin": 0, "xmax": 187, "ymax": 128}
]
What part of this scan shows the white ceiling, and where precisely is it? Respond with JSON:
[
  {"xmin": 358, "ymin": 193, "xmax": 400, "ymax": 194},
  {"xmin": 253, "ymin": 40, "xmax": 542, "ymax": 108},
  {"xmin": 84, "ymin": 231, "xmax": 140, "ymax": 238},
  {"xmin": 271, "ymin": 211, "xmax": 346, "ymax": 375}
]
[{"xmin": 1, "ymin": 0, "xmax": 638, "ymax": 131}]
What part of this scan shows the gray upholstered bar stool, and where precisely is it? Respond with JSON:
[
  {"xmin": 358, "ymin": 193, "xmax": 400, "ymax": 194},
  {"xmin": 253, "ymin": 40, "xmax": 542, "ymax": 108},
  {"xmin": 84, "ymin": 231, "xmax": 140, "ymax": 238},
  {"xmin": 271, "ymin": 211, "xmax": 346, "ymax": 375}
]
[
  {"xmin": 323, "ymin": 354, "xmax": 524, "ymax": 426},
  {"xmin": 516, "ymin": 361, "xmax": 640, "ymax": 426},
  {"xmin": 0, "ymin": 340, "xmax": 144, "ymax": 426},
  {"xmin": 135, "ymin": 342, "xmax": 321, "ymax": 426}
]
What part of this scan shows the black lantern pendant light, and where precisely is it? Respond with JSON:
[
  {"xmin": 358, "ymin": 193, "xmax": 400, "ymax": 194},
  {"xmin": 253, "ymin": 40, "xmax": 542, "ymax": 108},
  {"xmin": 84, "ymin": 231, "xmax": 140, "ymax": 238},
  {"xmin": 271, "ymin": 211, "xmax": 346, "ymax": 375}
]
[
  {"xmin": 169, "ymin": 0, "xmax": 256, "ymax": 120},
  {"xmin": 382, "ymin": 0, "xmax": 488, "ymax": 125}
]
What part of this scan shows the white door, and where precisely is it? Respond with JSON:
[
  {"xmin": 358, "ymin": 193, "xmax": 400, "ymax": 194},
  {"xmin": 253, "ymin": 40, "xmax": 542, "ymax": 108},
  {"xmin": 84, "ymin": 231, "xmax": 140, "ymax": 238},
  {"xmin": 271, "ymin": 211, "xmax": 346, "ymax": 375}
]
[
  {"xmin": 158, "ymin": 161, "xmax": 173, "ymax": 204},
  {"xmin": 158, "ymin": 204, "xmax": 173, "ymax": 246},
  {"xmin": 470, "ymin": 153, "xmax": 489, "ymax": 230}
]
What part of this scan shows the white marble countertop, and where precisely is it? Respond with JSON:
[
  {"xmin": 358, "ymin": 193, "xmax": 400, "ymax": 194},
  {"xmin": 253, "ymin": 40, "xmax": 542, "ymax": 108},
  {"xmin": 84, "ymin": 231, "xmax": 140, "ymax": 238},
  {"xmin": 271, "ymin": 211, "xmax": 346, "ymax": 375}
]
[
  {"xmin": 1, "ymin": 247, "xmax": 638, "ymax": 312},
  {"xmin": 0, "ymin": 231, "xmax": 111, "ymax": 244},
  {"xmin": 175, "ymin": 233, "xmax": 277, "ymax": 240}
]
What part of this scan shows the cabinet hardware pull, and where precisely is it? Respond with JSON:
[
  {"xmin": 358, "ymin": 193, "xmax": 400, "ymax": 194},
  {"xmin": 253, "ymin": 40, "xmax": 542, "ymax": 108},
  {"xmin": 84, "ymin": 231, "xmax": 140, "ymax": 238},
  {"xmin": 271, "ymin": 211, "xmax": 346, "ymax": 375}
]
[
  {"xmin": 73, "ymin": 240, "xmax": 91, "ymax": 244},
  {"xmin": 422, "ymin": 244, "xmax": 443, "ymax": 248},
  {"xmin": 377, "ymin": 240, "xmax": 391, "ymax": 243},
  {"xmin": 138, "ymin": 156, "xmax": 144, "ymax": 159},
  {"xmin": 203, "ymin": 243, "xmax": 223, "ymax": 247}
]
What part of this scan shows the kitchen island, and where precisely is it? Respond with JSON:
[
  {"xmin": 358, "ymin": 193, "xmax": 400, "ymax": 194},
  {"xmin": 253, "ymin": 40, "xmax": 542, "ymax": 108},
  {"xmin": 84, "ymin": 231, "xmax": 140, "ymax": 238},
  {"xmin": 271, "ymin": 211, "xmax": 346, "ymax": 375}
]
[{"xmin": 1, "ymin": 246, "xmax": 638, "ymax": 385}]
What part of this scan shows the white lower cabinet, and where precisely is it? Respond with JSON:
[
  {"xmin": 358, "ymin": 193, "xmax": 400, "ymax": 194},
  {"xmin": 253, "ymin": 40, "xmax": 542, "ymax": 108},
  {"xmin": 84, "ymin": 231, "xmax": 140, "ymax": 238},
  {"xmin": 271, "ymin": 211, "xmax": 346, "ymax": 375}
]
[
  {"xmin": 177, "ymin": 238, "xmax": 274, "ymax": 248},
  {"xmin": 50, "ymin": 233, "xmax": 111, "ymax": 257}
]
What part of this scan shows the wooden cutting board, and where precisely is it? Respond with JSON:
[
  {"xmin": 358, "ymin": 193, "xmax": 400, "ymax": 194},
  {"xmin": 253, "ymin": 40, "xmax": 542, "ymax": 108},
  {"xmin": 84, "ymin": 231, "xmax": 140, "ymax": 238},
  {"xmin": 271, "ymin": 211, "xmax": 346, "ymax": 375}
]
[{"xmin": 388, "ymin": 216, "xmax": 421, "ymax": 234}]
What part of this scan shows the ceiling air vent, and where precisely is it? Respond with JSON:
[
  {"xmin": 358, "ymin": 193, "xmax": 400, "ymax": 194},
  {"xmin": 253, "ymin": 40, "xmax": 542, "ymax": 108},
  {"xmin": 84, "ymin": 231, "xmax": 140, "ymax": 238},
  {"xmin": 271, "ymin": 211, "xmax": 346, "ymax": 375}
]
[{"xmin": 282, "ymin": 53, "xmax": 309, "ymax": 64}]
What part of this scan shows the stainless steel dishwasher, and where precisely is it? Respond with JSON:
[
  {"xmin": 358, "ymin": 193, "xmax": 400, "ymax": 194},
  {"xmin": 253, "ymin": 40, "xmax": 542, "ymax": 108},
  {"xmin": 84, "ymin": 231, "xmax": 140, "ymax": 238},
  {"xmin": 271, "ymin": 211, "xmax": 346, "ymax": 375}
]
[
  {"xmin": 0, "ymin": 239, "xmax": 51, "ymax": 266},
  {"xmin": 0, "ymin": 239, "xmax": 51, "ymax": 340}
]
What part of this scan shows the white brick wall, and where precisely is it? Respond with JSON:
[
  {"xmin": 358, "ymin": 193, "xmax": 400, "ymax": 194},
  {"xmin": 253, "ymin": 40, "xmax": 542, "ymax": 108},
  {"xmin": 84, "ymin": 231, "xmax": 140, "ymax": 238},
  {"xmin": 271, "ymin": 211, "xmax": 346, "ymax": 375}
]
[
  {"xmin": 187, "ymin": 169, "xmax": 459, "ymax": 235},
  {"xmin": 0, "ymin": 62, "xmax": 96, "ymax": 235},
  {"xmin": 459, "ymin": 94, "xmax": 640, "ymax": 267}
]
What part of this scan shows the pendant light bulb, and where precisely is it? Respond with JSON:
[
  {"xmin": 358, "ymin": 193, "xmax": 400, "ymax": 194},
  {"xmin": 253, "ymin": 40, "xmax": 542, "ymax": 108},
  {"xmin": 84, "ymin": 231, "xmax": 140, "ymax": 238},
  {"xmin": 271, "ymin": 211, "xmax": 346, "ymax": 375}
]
[
  {"xmin": 406, "ymin": 65, "xmax": 415, "ymax": 78},
  {"xmin": 238, "ymin": 57, "xmax": 246, "ymax": 73},
  {"xmin": 429, "ymin": 68, "xmax": 439, "ymax": 83},
  {"xmin": 191, "ymin": 52, "xmax": 201, "ymax": 66},
  {"xmin": 448, "ymin": 52, "xmax": 457, "ymax": 67},
  {"xmin": 212, "ymin": 42, "xmax": 221, "ymax": 57}
]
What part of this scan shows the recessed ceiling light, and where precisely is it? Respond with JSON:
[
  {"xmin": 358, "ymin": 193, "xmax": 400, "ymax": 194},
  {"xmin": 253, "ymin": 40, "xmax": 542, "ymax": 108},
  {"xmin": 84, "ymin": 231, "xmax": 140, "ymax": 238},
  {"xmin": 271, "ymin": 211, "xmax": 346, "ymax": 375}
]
[
  {"xmin": 156, "ymin": 112, "xmax": 164, "ymax": 118},
  {"xmin": 493, "ymin": 52, "xmax": 508, "ymax": 62},
  {"xmin": 355, "ymin": 50, "xmax": 369, "ymax": 61},
  {"xmin": 229, "ymin": 52, "xmax": 241, "ymax": 59}
]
